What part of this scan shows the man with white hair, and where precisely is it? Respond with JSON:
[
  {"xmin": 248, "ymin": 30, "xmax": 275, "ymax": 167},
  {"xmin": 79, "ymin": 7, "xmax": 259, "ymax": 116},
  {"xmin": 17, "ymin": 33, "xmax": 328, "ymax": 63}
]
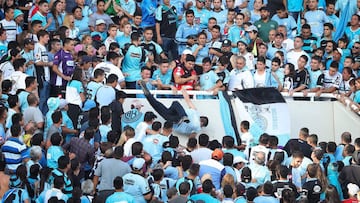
[{"xmin": 248, "ymin": 151, "xmax": 271, "ymax": 185}]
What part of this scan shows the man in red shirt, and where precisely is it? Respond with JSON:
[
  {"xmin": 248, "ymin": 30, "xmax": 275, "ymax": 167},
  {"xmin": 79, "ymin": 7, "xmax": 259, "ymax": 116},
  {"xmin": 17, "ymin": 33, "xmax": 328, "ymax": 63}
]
[{"xmin": 173, "ymin": 54, "xmax": 198, "ymax": 90}]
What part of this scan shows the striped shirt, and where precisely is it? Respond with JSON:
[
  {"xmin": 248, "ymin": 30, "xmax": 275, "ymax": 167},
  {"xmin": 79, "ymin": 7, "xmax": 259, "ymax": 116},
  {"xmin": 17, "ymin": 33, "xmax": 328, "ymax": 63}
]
[
  {"xmin": 1, "ymin": 137, "xmax": 27, "ymax": 171},
  {"xmin": 0, "ymin": 19, "xmax": 18, "ymax": 42},
  {"xmin": 49, "ymin": 169, "xmax": 73, "ymax": 198}
]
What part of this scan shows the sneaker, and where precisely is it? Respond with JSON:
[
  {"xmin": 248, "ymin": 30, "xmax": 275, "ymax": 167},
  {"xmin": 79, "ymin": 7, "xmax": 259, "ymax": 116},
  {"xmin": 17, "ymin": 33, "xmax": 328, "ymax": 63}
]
[{"xmin": 139, "ymin": 80, "xmax": 150, "ymax": 95}]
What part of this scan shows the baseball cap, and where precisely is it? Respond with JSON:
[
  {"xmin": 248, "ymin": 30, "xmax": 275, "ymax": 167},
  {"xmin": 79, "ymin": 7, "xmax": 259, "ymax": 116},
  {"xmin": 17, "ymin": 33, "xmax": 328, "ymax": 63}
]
[
  {"xmin": 81, "ymin": 55, "xmax": 93, "ymax": 64},
  {"xmin": 132, "ymin": 158, "xmax": 145, "ymax": 170},
  {"xmin": 96, "ymin": 19, "xmax": 106, "ymax": 25},
  {"xmin": 47, "ymin": 97, "xmax": 60, "ymax": 111},
  {"xmin": 59, "ymin": 99, "xmax": 68, "ymax": 109},
  {"xmin": 222, "ymin": 39, "xmax": 232, "ymax": 47},
  {"xmin": 233, "ymin": 156, "xmax": 248, "ymax": 164},
  {"xmin": 198, "ymin": 0, "xmax": 206, "ymax": 3},
  {"xmin": 24, "ymin": 38, "xmax": 34, "ymax": 45},
  {"xmin": 336, "ymin": 48, "xmax": 343, "ymax": 56},
  {"xmin": 14, "ymin": 9, "xmax": 24, "ymax": 19},
  {"xmin": 237, "ymin": 40, "xmax": 247, "ymax": 46},
  {"xmin": 212, "ymin": 149, "xmax": 224, "ymax": 160},
  {"xmin": 182, "ymin": 49, "xmax": 193, "ymax": 55},
  {"xmin": 347, "ymin": 183, "xmax": 359, "ymax": 196},
  {"xmin": 246, "ymin": 25, "xmax": 258, "ymax": 32},
  {"xmin": 82, "ymin": 100, "xmax": 97, "ymax": 111},
  {"xmin": 131, "ymin": 99, "xmax": 143, "ymax": 109}
]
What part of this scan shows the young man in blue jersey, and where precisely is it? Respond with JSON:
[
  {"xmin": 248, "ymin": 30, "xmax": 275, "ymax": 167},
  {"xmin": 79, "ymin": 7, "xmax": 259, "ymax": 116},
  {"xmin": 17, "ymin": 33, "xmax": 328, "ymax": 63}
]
[
  {"xmin": 122, "ymin": 32, "xmax": 147, "ymax": 89},
  {"xmin": 139, "ymin": 81, "xmax": 208, "ymax": 136}
]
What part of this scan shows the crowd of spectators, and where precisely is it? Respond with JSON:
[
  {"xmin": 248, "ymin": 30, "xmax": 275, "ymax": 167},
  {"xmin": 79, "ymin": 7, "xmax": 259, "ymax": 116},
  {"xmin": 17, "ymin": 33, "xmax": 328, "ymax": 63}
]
[{"xmin": 0, "ymin": 0, "xmax": 358, "ymax": 202}]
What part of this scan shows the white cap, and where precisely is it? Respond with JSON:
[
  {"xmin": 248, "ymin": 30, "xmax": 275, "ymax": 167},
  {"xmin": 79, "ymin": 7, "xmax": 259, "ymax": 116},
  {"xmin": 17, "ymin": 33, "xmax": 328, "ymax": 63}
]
[
  {"xmin": 96, "ymin": 19, "xmax": 106, "ymax": 25},
  {"xmin": 347, "ymin": 183, "xmax": 359, "ymax": 196},
  {"xmin": 233, "ymin": 156, "xmax": 248, "ymax": 164},
  {"xmin": 182, "ymin": 49, "xmax": 193, "ymax": 55},
  {"xmin": 336, "ymin": 48, "xmax": 343, "ymax": 56},
  {"xmin": 132, "ymin": 158, "xmax": 145, "ymax": 170}
]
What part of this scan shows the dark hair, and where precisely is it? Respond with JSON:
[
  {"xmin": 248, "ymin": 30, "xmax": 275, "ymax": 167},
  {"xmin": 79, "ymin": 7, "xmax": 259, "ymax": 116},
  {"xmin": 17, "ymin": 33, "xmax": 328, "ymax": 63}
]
[
  {"xmin": 53, "ymin": 176, "xmax": 65, "ymax": 189},
  {"xmin": 25, "ymin": 76, "xmax": 36, "ymax": 88},
  {"xmin": 152, "ymin": 168, "xmax": 164, "ymax": 181},
  {"xmin": 198, "ymin": 134, "xmax": 209, "ymax": 147},
  {"xmin": 327, "ymin": 142, "xmax": 337, "ymax": 153},
  {"xmin": 324, "ymin": 22, "xmax": 334, "ymax": 30},
  {"xmin": 106, "ymin": 74, "xmax": 118, "ymax": 84},
  {"xmin": 299, "ymin": 54, "xmax": 309, "ymax": 63},
  {"xmin": 37, "ymin": 30, "xmax": 49, "ymax": 40},
  {"xmin": 50, "ymin": 1, "xmax": 62, "ymax": 29},
  {"xmin": 52, "ymin": 110, "xmax": 62, "ymax": 123},
  {"xmin": 130, "ymin": 32, "xmax": 141, "ymax": 41},
  {"xmin": 223, "ymin": 153, "xmax": 234, "ymax": 166},
  {"xmin": 31, "ymin": 20, "xmax": 43, "ymax": 28},
  {"xmin": 58, "ymin": 155, "xmax": 70, "ymax": 169},
  {"xmin": 223, "ymin": 184, "xmax": 233, "ymax": 198},
  {"xmin": 71, "ymin": 68, "xmax": 83, "ymax": 81},
  {"xmin": 31, "ymin": 133, "xmax": 44, "ymax": 146},
  {"xmin": 50, "ymin": 132, "xmax": 62, "ymax": 145},
  {"xmin": 223, "ymin": 136, "xmax": 234, "ymax": 148},
  {"xmin": 152, "ymin": 121, "xmax": 162, "ymax": 131},
  {"xmin": 84, "ymin": 127, "xmax": 95, "ymax": 140},
  {"xmin": 200, "ymin": 116, "xmax": 208, "ymax": 127},
  {"xmin": 202, "ymin": 57, "xmax": 211, "ymax": 64},
  {"xmin": 301, "ymin": 23, "xmax": 311, "ymax": 30},
  {"xmin": 2, "ymin": 79, "xmax": 12, "ymax": 93},
  {"xmin": 109, "ymin": 42, "xmax": 120, "ymax": 51},
  {"xmin": 113, "ymin": 176, "xmax": 124, "ymax": 190},
  {"xmin": 219, "ymin": 55, "xmax": 230, "ymax": 66},
  {"xmin": 106, "ymin": 51, "xmax": 120, "ymax": 61},
  {"xmin": 185, "ymin": 9, "xmax": 194, "ymax": 16},
  {"xmin": 179, "ymin": 182, "xmax": 190, "ymax": 195},
  {"xmin": 8, "ymin": 94, "xmax": 18, "ymax": 108},
  {"xmin": 13, "ymin": 58, "xmax": 26, "ymax": 71},
  {"xmin": 10, "ymin": 124, "xmax": 21, "ymax": 137},
  {"xmin": 131, "ymin": 142, "xmax": 143, "ymax": 156},
  {"xmin": 107, "ymin": 131, "xmax": 119, "ymax": 144},
  {"xmin": 185, "ymin": 54, "xmax": 195, "ymax": 62},
  {"xmin": 93, "ymin": 68, "xmax": 105, "ymax": 78},
  {"xmin": 144, "ymin": 111, "xmax": 157, "ymax": 122},
  {"xmin": 257, "ymin": 56, "xmax": 266, "ymax": 64},
  {"xmin": 11, "ymin": 113, "xmax": 23, "ymax": 126}
]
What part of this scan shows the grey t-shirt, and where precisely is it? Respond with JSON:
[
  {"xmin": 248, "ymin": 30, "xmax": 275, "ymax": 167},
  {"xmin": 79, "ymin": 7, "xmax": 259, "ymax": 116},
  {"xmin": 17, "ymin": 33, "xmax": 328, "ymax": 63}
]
[
  {"xmin": 24, "ymin": 106, "xmax": 44, "ymax": 125},
  {"xmin": 94, "ymin": 158, "xmax": 131, "ymax": 191}
]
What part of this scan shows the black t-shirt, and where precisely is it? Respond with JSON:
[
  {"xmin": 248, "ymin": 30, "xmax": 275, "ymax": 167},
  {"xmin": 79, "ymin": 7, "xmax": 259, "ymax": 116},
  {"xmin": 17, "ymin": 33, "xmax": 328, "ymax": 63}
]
[
  {"xmin": 272, "ymin": 180, "xmax": 300, "ymax": 198},
  {"xmin": 293, "ymin": 68, "xmax": 310, "ymax": 89},
  {"xmin": 302, "ymin": 179, "xmax": 322, "ymax": 203},
  {"xmin": 284, "ymin": 139, "xmax": 313, "ymax": 158}
]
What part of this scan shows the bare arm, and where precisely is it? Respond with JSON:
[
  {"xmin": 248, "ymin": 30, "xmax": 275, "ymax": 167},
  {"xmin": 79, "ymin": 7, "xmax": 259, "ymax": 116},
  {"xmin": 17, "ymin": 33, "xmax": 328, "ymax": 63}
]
[
  {"xmin": 181, "ymin": 88, "xmax": 196, "ymax": 109},
  {"xmin": 52, "ymin": 65, "xmax": 71, "ymax": 81}
]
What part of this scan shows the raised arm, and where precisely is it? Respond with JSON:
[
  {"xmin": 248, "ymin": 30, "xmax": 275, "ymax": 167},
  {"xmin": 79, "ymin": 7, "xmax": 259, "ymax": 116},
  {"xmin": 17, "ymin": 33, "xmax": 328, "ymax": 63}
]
[{"xmin": 181, "ymin": 88, "xmax": 196, "ymax": 110}]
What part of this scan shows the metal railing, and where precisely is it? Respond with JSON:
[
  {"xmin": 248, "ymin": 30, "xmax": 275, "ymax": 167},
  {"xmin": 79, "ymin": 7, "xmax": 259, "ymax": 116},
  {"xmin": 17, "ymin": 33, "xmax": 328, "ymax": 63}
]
[{"xmin": 121, "ymin": 89, "xmax": 337, "ymax": 101}]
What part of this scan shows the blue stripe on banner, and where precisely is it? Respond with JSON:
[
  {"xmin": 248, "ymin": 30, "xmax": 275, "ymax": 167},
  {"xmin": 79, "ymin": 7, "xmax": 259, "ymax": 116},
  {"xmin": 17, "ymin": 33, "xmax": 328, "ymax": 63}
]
[{"xmin": 218, "ymin": 91, "xmax": 241, "ymax": 145}]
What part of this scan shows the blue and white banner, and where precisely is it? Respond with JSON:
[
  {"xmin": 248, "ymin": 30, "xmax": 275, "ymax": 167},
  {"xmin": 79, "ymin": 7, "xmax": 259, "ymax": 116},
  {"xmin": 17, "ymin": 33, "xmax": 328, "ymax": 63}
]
[{"xmin": 232, "ymin": 88, "xmax": 291, "ymax": 147}]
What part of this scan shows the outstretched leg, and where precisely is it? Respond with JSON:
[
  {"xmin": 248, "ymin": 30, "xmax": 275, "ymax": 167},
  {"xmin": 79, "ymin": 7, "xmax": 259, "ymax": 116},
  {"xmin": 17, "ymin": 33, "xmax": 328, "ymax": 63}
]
[{"xmin": 140, "ymin": 80, "xmax": 185, "ymax": 122}]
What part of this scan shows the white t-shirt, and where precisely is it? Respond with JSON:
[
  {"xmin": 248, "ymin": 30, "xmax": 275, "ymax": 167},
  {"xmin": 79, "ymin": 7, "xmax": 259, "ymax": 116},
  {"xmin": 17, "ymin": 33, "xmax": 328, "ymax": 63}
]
[
  {"xmin": 228, "ymin": 68, "xmax": 254, "ymax": 91},
  {"xmin": 34, "ymin": 43, "xmax": 50, "ymax": 81},
  {"xmin": 9, "ymin": 71, "xmax": 28, "ymax": 94},
  {"xmin": 93, "ymin": 62, "xmax": 125, "ymax": 89},
  {"xmin": 135, "ymin": 122, "xmax": 149, "ymax": 142},
  {"xmin": 253, "ymin": 71, "xmax": 266, "ymax": 87}
]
